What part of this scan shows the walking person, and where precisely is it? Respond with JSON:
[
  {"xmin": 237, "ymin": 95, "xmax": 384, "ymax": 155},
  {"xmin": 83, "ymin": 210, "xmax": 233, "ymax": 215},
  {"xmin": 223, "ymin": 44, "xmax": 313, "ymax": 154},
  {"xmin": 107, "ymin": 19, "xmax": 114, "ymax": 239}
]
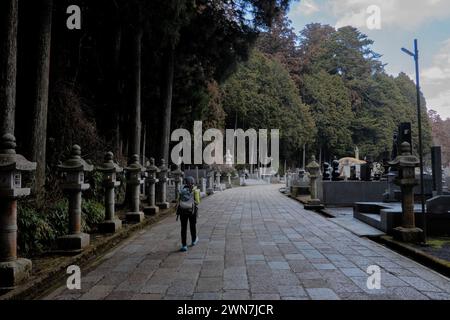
[{"xmin": 176, "ymin": 176, "xmax": 200, "ymax": 252}]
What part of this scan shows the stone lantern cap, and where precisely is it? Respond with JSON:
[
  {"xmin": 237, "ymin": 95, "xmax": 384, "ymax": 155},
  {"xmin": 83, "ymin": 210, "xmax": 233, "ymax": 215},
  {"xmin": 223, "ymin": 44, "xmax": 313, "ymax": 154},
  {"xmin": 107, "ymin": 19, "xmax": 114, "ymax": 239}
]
[
  {"xmin": 389, "ymin": 142, "xmax": 419, "ymax": 168},
  {"xmin": 96, "ymin": 152, "xmax": 123, "ymax": 173},
  {"xmin": 0, "ymin": 134, "xmax": 36, "ymax": 172},
  {"xmin": 306, "ymin": 156, "xmax": 320, "ymax": 173},
  {"xmin": 125, "ymin": 154, "xmax": 144, "ymax": 173},
  {"xmin": 58, "ymin": 145, "xmax": 94, "ymax": 172},
  {"xmin": 146, "ymin": 157, "xmax": 160, "ymax": 174}
]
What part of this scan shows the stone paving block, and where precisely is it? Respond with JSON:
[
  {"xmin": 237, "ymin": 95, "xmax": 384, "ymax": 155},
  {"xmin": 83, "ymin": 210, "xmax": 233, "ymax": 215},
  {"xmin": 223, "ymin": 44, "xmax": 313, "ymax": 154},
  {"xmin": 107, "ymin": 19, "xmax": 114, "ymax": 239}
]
[
  {"xmin": 224, "ymin": 278, "xmax": 249, "ymax": 290},
  {"xmin": 196, "ymin": 277, "xmax": 223, "ymax": 292},
  {"xmin": 288, "ymin": 260, "xmax": 315, "ymax": 273},
  {"xmin": 80, "ymin": 285, "xmax": 115, "ymax": 300},
  {"xmin": 398, "ymin": 276, "xmax": 443, "ymax": 292},
  {"xmin": 306, "ymin": 288, "xmax": 340, "ymax": 300},
  {"xmin": 284, "ymin": 254, "xmax": 306, "ymax": 261},
  {"xmin": 222, "ymin": 290, "xmax": 250, "ymax": 300},
  {"xmin": 268, "ymin": 261, "xmax": 290, "ymax": 270},
  {"xmin": 313, "ymin": 263, "xmax": 336, "ymax": 271},
  {"xmin": 140, "ymin": 284, "xmax": 169, "ymax": 294},
  {"xmin": 301, "ymin": 279, "xmax": 330, "ymax": 289},
  {"xmin": 166, "ymin": 279, "xmax": 197, "ymax": 296},
  {"xmin": 277, "ymin": 285, "xmax": 307, "ymax": 297},
  {"xmin": 132, "ymin": 293, "xmax": 162, "ymax": 300},
  {"xmin": 251, "ymin": 294, "xmax": 281, "ymax": 300},
  {"xmin": 193, "ymin": 292, "xmax": 222, "ymax": 300},
  {"xmin": 340, "ymin": 267, "xmax": 367, "ymax": 277}
]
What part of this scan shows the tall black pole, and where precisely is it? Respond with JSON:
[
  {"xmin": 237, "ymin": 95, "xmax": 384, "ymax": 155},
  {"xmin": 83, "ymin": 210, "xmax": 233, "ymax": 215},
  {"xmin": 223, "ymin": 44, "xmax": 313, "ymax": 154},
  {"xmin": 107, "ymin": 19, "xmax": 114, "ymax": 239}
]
[{"xmin": 413, "ymin": 39, "xmax": 427, "ymax": 242}]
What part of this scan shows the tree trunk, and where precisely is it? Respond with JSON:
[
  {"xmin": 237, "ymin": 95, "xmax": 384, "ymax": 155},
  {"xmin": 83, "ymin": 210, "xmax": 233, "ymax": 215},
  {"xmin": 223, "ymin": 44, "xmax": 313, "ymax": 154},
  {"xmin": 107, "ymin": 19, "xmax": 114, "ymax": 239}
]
[
  {"xmin": 0, "ymin": 0, "xmax": 18, "ymax": 136},
  {"xmin": 112, "ymin": 25, "xmax": 122, "ymax": 156},
  {"xmin": 159, "ymin": 46, "xmax": 175, "ymax": 164},
  {"xmin": 30, "ymin": 0, "xmax": 53, "ymax": 197},
  {"xmin": 128, "ymin": 29, "xmax": 142, "ymax": 158}
]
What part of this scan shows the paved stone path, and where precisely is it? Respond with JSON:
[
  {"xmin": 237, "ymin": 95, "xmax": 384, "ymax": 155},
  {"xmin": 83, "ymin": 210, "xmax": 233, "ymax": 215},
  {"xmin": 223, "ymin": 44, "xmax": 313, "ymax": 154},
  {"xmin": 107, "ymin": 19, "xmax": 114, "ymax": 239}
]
[{"xmin": 45, "ymin": 185, "xmax": 450, "ymax": 300}]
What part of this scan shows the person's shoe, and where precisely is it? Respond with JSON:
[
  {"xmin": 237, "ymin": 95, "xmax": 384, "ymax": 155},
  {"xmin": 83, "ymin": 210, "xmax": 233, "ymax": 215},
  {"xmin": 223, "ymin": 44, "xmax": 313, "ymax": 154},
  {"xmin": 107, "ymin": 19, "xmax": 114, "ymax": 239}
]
[
  {"xmin": 191, "ymin": 237, "xmax": 199, "ymax": 246},
  {"xmin": 180, "ymin": 246, "xmax": 188, "ymax": 252}
]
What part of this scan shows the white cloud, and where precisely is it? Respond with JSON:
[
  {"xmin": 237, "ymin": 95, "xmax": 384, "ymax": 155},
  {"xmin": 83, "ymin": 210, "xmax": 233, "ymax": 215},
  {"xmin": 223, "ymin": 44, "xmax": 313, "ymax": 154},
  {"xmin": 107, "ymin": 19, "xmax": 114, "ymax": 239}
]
[
  {"xmin": 421, "ymin": 39, "xmax": 450, "ymax": 119},
  {"xmin": 330, "ymin": 0, "xmax": 450, "ymax": 30},
  {"xmin": 292, "ymin": 0, "xmax": 320, "ymax": 17}
]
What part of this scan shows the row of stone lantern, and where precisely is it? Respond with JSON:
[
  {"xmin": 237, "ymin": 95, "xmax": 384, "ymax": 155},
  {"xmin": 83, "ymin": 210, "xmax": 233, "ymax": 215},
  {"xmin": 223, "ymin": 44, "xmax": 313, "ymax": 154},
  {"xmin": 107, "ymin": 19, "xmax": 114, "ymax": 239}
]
[{"xmin": 0, "ymin": 136, "xmax": 184, "ymax": 289}]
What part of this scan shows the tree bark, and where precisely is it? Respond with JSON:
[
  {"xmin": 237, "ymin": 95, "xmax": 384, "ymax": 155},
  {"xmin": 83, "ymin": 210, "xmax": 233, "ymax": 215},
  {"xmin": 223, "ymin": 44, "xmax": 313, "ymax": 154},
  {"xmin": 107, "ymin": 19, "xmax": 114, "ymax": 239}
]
[
  {"xmin": 30, "ymin": 0, "xmax": 53, "ymax": 197},
  {"xmin": 160, "ymin": 46, "xmax": 175, "ymax": 164},
  {"xmin": 128, "ymin": 29, "xmax": 142, "ymax": 158},
  {"xmin": 112, "ymin": 24, "xmax": 122, "ymax": 156},
  {"xmin": 0, "ymin": 0, "xmax": 18, "ymax": 136}
]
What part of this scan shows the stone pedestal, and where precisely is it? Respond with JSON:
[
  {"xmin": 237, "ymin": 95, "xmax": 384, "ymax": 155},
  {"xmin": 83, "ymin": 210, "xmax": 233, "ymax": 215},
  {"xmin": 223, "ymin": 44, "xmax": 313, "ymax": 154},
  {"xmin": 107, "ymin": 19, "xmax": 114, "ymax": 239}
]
[
  {"xmin": 0, "ymin": 258, "xmax": 32, "ymax": 290},
  {"xmin": 57, "ymin": 232, "xmax": 90, "ymax": 252},
  {"xmin": 144, "ymin": 180, "xmax": 159, "ymax": 215},
  {"xmin": 126, "ymin": 182, "xmax": 144, "ymax": 222},
  {"xmin": 57, "ymin": 191, "xmax": 90, "ymax": 251},
  {"xmin": 393, "ymin": 227, "xmax": 424, "ymax": 243},
  {"xmin": 99, "ymin": 185, "xmax": 122, "ymax": 233},
  {"xmin": 0, "ymin": 199, "xmax": 32, "ymax": 289}
]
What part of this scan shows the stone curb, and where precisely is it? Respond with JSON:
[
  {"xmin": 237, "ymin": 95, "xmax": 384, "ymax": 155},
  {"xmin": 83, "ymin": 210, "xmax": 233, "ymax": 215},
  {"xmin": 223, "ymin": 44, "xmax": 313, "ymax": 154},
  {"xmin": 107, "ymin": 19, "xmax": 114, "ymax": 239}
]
[
  {"xmin": 0, "ymin": 206, "xmax": 176, "ymax": 300},
  {"xmin": 284, "ymin": 191, "xmax": 334, "ymax": 218},
  {"xmin": 378, "ymin": 235, "xmax": 450, "ymax": 278}
]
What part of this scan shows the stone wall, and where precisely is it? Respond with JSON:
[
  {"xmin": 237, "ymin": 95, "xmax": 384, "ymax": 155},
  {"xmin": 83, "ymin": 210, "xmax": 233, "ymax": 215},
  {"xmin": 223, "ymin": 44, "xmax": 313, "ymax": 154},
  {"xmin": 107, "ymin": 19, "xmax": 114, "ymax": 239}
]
[{"xmin": 319, "ymin": 181, "xmax": 387, "ymax": 206}]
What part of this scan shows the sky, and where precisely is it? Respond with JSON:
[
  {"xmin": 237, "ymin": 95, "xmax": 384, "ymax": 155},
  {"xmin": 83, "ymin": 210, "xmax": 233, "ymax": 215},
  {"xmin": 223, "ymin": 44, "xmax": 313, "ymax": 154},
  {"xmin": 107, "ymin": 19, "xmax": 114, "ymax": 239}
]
[{"xmin": 287, "ymin": 0, "xmax": 450, "ymax": 120}]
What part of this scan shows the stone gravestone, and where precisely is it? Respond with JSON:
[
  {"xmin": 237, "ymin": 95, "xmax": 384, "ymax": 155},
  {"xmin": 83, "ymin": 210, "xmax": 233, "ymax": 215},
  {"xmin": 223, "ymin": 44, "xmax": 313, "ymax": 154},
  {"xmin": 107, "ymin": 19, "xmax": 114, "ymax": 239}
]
[
  {"xmin": 331, "ymin": 157, "xmax": 340, "ymax": 181},
  {"xmin": 322, "ymin": 162, "xmax": 331, "ymax": 181}
]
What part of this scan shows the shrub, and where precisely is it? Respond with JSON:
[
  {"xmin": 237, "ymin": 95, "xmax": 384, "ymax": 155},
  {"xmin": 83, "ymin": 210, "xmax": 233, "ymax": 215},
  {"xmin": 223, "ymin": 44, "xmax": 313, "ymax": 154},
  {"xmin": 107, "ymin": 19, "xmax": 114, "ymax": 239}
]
[{"xmin": 17, "ymin": 198, "xmax": 105, "ymax": 256}]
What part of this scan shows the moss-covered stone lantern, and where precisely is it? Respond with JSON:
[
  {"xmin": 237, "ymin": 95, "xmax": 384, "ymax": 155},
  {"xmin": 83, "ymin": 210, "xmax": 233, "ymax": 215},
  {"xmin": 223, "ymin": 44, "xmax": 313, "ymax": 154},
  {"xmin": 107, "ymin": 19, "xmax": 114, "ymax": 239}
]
[
  {"xmin": 57, "ymin": 144, "xmax": 93, "ymax": 252},
  {"xmin": 305, "ymin": 155, "xmax": 324, "ymax": 210},
  {"xmin": 96, "ymin": 152, "xmax": 123, "ymax": 233},
  {"xmin": 0, "ymin": 134, "xmax": 36, "ymax": 289},
  {"xmin": 144, "ymin": 158, "xmax": 159, "ymax": 215},
  {"xmin": 156, "ymin": 159, "xmax": 170, "ymax": 209},
  {"xmin": 389, "ymin": 142, "xmax": 423, "ymax": 243},
  {"xmin": 171, "ymin": 165, "xmax": 183, "ymax": 203},
  {"xmin": 124, "ymin": 154, "xmax": 145, "ymax": 223}
]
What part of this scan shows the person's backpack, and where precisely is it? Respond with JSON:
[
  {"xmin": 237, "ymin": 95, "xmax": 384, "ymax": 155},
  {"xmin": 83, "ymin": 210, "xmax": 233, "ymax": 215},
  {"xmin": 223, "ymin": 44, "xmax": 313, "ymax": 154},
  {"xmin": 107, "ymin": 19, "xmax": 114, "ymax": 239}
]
[{"xmin": 178, "ymin": 186, "xmax": 195, "ymax": 215}]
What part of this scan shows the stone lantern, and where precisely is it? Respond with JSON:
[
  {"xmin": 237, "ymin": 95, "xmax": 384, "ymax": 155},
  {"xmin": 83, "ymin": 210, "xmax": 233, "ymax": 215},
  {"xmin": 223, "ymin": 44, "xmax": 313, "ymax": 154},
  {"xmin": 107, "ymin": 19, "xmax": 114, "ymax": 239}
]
[
  {"xmin": 215, "ymin": 171, "xmax": 222, "ymax": 191},
  {"xmin": 156, "ymin": 159, "xmax": 170, "ymax": 209},
  {"xmin": 125, "ymin": 154, "xmax": 145, "ymax": 223},
  {"xmin": 96, "ymin": 152, "xmax": 123, "ymax": 233},
  {"xmin": 389, "ymin": 142, "xmax": 423, "ymax": 243},
  {"xmin": 0, "ymin": 134, "xmax": 36, "ymax": 289},
  {"xmin": 57, "ymin": 144, "xmax": 93, "ymax": 252},
  {"xmin": 305, "ymin": 156, "xmax": 324, "ymax": 210},
  {"xmin": 207, "ymin": 170, "xmax": 215, "ymax": 195},
  {"xmin": 144, "ymin": 158, "xmax": 159, "ymax": 215},
  {"xmin": 171, "ymin": 165, "xmax": 183, "ymax": 203},
  {"xmin": 226, "ymin": 172, "xmax": 232, "ymax": 189}
]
